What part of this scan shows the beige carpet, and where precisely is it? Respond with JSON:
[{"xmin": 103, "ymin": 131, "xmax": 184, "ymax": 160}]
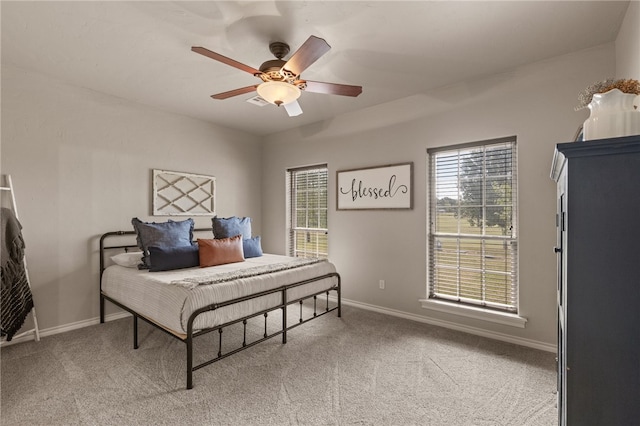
[{"xmin": 1, "ymin": 305, "xmax": 557, "ymax": 425}]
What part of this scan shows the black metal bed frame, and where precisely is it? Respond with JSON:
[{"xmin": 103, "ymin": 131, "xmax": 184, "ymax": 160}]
[{"xmin": 99, "ymin": 229, "xmax": 341, "ymax": 389}]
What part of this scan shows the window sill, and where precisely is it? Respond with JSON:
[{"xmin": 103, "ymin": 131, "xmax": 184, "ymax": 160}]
[{"xmin": 419, "ymin": 299, "xmax": 527, "ymax": 328}]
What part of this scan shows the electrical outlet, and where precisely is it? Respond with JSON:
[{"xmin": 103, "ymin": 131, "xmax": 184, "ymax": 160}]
[{"xmin": 379, "ymin": 279, "xmax": 385, "ymax": 289}]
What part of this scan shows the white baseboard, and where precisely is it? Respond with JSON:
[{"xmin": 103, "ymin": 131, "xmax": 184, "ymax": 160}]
[
  {"xmin": 334, "ymin": 296, "xmax": 556, "ymax": 353},
  {"xmin": 0, "ymin": 311, "xmax": 131, "ymax": 347}
]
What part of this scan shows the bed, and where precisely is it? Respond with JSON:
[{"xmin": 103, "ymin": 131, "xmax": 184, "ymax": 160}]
[{"xmin": 99, "ymin": 221, "xmax": 341, "ymax": 390}]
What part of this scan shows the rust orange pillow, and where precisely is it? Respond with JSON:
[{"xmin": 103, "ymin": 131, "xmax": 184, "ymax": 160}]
[{"xmin": 197, "ymin": 235, "xmax": 245, "ymax": 267}]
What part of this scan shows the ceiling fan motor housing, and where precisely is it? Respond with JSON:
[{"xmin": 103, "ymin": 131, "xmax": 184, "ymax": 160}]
[
  {"xmin": 259, "ymin": 59, "xmax": 288, "ymax": 81},
  {"xmin": 259, "ymin": 41, "xmax": 296, "ymax": 83}
]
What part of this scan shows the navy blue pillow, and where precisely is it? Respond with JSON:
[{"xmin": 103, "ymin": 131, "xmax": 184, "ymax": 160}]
[
  {"xmin": 131, "ymin": 217, "xmax": 195, "ymax": 269},
  {"xmin": 212, "ymin": 216, "xmax": 252, "ymax": 239},
  {"xmin": 243, "ymin": 236, "xmax": 263, "ymax": 258},
  {"xmin": 148, "ymin": 244, "xmax": 199, "ymax": 272}
]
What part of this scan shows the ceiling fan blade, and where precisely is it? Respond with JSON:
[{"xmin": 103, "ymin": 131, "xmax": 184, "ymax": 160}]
[
  {"xmin": 283, "ymin": 100, "xmax": 303, "ymax": 117},
  {"xmin": 281, "ymin": 36, "xmax": 331, "ymax": 78},
  {"xmin": 302, "ymin": 80, "xmax": 363, "ymax": 97},
  {"xmin": 211, "ymin": 85, "xmax": 259, "ymax": 100},
  {"xmin": 192, "ymin": 46, "xmax": 262, "ymax": 76}
]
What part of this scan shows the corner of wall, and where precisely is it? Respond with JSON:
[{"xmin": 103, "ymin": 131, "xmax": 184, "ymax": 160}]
[{"xmin": 615, "ymin": 1, "xmax": 640, "ymax": 78}]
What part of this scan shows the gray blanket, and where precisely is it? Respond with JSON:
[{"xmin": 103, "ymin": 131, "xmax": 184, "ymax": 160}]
[
  {"xmin": 1, "ymin": 207, "xmax": 34, "ymax": 341},
  {"xmin": 171, "ymin": 257, "xmax": 326, "ymax": 289}
]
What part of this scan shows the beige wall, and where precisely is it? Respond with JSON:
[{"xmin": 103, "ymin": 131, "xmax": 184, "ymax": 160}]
[
  {"xmin": 261, "ymin": 44, "xmax": 616, "ymax": 349},
  {"xmin": 616, "ymin": 0, "xmax": 640, "ymax": 78},
  {"xmin": 1, "ymin": 65, "xmax": 262, "ymax": 332}
]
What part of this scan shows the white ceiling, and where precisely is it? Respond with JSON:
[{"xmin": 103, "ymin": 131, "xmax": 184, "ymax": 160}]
[{"xmin": 1, "ymin": 1, "xmax": 629, "ymax": 137}]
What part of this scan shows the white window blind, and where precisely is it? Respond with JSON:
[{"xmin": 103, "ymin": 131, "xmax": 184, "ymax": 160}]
[
  {"xmin": 428, "ymin": 137, "xmax": 518, "ymax": 312},
  {"xmin": 287, "ymin": 165, "xmax": 328, "ymax": 258}
]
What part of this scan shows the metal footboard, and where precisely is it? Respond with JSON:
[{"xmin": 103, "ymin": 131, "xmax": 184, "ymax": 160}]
[{"xmin": 99, "ymin": 230, "xmax": 341, "ymax": 389}]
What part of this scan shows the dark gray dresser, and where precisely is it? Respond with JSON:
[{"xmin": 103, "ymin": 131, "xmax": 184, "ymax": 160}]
[{"xmin": 551, "ymin": 135, "xmax": 640, "ymax": 425}]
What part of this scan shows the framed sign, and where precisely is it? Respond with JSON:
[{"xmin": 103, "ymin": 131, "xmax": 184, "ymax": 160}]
[
  {"xmin": 337, "ymin": 162, "xmax": 413, "ymax": 210},
  {"xmin": 153, "ymin": 169, "xmax": 216, "ymax": 216}
]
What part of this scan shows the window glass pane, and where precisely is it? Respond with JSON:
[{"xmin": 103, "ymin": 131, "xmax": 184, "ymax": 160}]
[
  {"xmin": 308, "ymin": 210, "xmax": 319, "ymax": 228},
  {"xmin": 485, "ymin": 177, "xmax": 512, "ymax": 206},
  {"xmin": 459, "ymin": 270, "xmax": 482, "ymax": 299},
  {"xmin": 433, "ymin": 266, "xmax": 458, "ymax": 296},
  {"xmin": 433, "ymin": 236, "xmax": 458, "ymax": 267},
  {"xmin": 460, "ymin": 150, "xmax": 483, "ymax": 177},
  {"xmin": 309, "ymin": 191, "xmax": 319, "ymax": 208},
  {"xmin": 485, "ymin": 145, "xmax": 512, "ymax": 176},
  {"xmin": 485, "ymin": 273, "xmax": 511, "ymax": 305},
  {"xmin": 319, "ymin": 210, "xmax": 327, "ymax": 229},
  {"xmin": 295, "ymin": 231, "xmax": 306, "ymax": 246},
  {"xmin": 484, "ymin": 239, "xmax": 514, "ymax": 273},
  {"xmin": 435, "ymin": 154, "xmax": 459, "ymax": 199},
  {"xmin": 434, "ymin": 206, "xmax": 458, "ymax": 234},
  {"xmin": 457, "ymin": 207, "xmax": 483, "ymax": 235},
  {"xmin": 316, "ymin": 232, "xmax": 328, "ymax": 252},
  {"xmin": 458, "ymin": 238, "xmax": 482, "ymax": 269},
  {"xmin": 296, "ymin": 192, "xmax": 307, "ymax": 208},
  {"xmin": 318, "ymin": 190, "xmax": 328, "ymax": 209},
  {"xmin": 296, "ymin": 210, "xmax": 307, "ymax": 228},
  {"xmin": 485, "ymin": 206, "xmax": 512, "ymax": 236},
  {"xmin": 459, "ymin": 178, "xmax": 483, "ymax": 207},
  {"xmin": 296, "ymin": 174, "xmax": 307, "ymax": 190}
]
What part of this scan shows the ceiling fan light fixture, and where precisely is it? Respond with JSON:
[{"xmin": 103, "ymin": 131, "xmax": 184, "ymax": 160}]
[{"xmin": 256, "ymin": 81, "xmax": 301, "ymax": 106}]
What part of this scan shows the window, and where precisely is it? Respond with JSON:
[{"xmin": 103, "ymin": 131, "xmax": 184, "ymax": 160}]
[
  {"xmin": 427, "ymin": 137, "xmax": 518, "ymax": 313},
  {"xmin": 287, "ymin": 165, "xmax": 329, "ymax": 258}
]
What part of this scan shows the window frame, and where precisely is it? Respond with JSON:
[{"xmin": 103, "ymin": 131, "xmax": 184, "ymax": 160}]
[
  {"xmin": 425, "ymin": 137, "xmax": 520, "ymax": 317},
  {"xmin": 286, "ymin": 164, "xmax": 329, "ymax": 258}
]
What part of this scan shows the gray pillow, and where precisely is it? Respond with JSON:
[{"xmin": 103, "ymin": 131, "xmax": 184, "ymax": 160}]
[
  {"xmin": 243, "ymin": 236, "xmax": 263, "ymax": 258},
  {"xmin": 131, "ymin": 217, "xmax": 194, "ymax": 269},
  {"xmin": 148, "ymin": 244, "xmax": 199, "ymax": 272},
  {"xmin": 212, "ymin": 216, "xmax": 252, "ymax": 240}
]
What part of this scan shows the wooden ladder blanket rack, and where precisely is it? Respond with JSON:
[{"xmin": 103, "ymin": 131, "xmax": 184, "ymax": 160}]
[{"xmin": 1, "ymin": 174, "xmax": 40, "ymax": 344}]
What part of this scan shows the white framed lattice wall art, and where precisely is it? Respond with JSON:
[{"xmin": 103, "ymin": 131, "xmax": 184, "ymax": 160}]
[{"xmin": 152, "ymin": 169, "xmax": 216, "ymax": 216}]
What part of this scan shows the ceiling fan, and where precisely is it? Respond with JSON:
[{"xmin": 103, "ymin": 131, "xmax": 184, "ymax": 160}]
[{"xmin": 191, "ymin": 35, "xmax": 362, "ymax": 117}]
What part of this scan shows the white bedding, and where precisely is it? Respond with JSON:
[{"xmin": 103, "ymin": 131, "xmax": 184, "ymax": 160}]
[{"xmin": 101, "ymin": 254, "xmax": 338, "ymax": 335}]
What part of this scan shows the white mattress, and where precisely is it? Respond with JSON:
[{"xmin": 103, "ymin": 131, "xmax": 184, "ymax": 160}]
[{"xmin": 101, "ymin": 254, "xmax": 338, "ymax": 335}]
